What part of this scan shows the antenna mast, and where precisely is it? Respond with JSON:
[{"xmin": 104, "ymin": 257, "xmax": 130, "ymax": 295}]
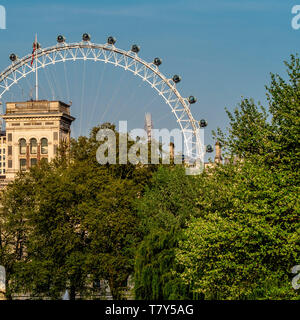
[{"xmin": 35, "ymin": 34, "xmax": 39, "ymax": 101}]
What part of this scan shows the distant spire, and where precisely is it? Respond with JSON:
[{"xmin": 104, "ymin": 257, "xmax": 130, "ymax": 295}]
[
  {"xmin": 214, "ymin": 141, "xmax": 222, "ymax": 163},
  {"xmin": 144, "ymin": 113, "xmax": 153, "ymax": 143},
  {"xmin": 170, "ymin": 142, "xmax": 175, "ymax": 162}
]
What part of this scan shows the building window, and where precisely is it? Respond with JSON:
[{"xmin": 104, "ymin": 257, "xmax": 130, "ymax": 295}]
[
  {"xmin": 3, "ymin": 149, "xmax": 5, "ymax": 154},
  {"xmin": 8, "ymin": 160, "xmax": 12, "ymax": 169},
  {"xmin": 3, "ymin": 169, "xmax": 5, "ymax": 174},
  {"xmin": 19, "ymin": 139, "xmax": 27, "ymax": 155},
  {"xmin": 8, "ymin": 146, "xmax": 12, "ymax": 156},
  {"xmin": 53, "ymin": 132, "xmax": 58, "ymax": 141},
  {"xmin": 3, "ymin": 156, "xmax": 5, "ymax": 161},
  {"xmin": 41, "ymin": 138, "xmax": 48, "ymax": 154},
  {"xmin": 20, "ymin": 159, "xmax": 26, "ymax": 171},
  {"xmin": 30, "ymin": 138, "xmax": 38, "ymax": 154},
  {"xmin": 30, "ymin": 158, "xmax": 37, "ymax": 167},
  {"xmin": 8, "ymin": 133, "xmax": 12, "ymax": 142},
  {"xmin": 3, "ymin": 162, "xmax": 5, "ymax": 167}
]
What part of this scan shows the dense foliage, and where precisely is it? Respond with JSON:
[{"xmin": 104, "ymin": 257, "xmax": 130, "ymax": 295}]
[
  {"xmin": 0, "ymin": 56, "xmax": 299, "ymax": 300},
  {"xmin": 134, "ymin": 166, "xmax": 200, "ymax": 300},
  {"xmin": 174, "ymin": 55, "xmax": 300, "ymax": 299},
  {"xmin": 0, "ymin": 124, "xmax": 157, "ymax": 299},
  {"xmin": 135, "ymin": 55, "xmax": 300, "ymax": 300}
]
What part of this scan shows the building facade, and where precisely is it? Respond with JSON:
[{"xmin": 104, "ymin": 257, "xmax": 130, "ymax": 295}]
[
  {"xmin": 0, "ymin": 131, "xmax": 6, "ymax": 188},
  {"xmin": 0, "ymin": 100, "xmax": 75, "ymax": 184},
  {"xmin": 0, "ymin": 131, "xmax": 6, "ymax": 176}
]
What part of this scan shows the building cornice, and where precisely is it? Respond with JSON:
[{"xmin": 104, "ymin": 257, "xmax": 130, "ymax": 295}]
[{"xmin": 2, "ymin": 113, "xmax": 75, "ymax": 122}]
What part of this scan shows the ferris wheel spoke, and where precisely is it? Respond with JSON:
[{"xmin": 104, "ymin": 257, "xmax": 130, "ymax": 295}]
[
  {"xmin": 79, "ymin": 60, "xmax": 87, "ymax": 136},
  {"xmin": 99, "ymin": 71, "xmax": 128, "ymax": 124},
  {"xmin": 88, "ymin": 63, "xmax": 107, "ymax": 128},
  {"xmin": 113, "ymin": 80, "xmax": 143, "ymax": 124},
  {"xmin": 63, "ymin": 61, "xmax": 70, "ymax": 103},
  {"xmin": 130, "ymin": 94, "xmax": 159, "ymax": 124},
  {"xmin": 43, "ymin": 67, "xmax": 55, "ymax": 100},
  {"xmin": 0, "ymin": 38, "xmax": 203, "ymax": 161},
  {"xmin": 53, "ymin": 62, "xmax": 64, "ymax": 100}
]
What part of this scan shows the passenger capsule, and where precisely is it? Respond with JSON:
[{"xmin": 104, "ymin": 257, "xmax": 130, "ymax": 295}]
[
  {"xmin": 82, "ymin": 33, "xmax": 91, "ymax": 42},
  {"xmin": 131, "ymin": 44, "xmax": 140, "ymax": 53},
  {"xmin": 57, "ymin": 35, "xmax": 66, "ymax": 43},
  {"xmin": 153, "ymin": 57, "xmax": 162, "ymax": 66},
  {"xmin": 107, "ymin": 36, "xmax": 116, "ymax": 45},
  {"xmin": 199, "ymin": 119, "xmax": 208, "ymax": 128},
  {"xmin": 188, "ymin": 96, "xmax": 197, "ymax": 104},
  {"xmin": 206, "ymin": 145, "xmax": 214, "ymax": 153},
  {"xmin": 9, "ymin": 54, "xmax": 18, "ymax": 62},
  {"xmin": 172, "ymin": 75, "xmax": 181, "ymax": 83}
]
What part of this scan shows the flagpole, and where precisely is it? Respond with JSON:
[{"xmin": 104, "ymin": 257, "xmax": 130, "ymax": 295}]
[{"xmin": 35, "ymin": 34, "xmax": 38, "ymax": 101}]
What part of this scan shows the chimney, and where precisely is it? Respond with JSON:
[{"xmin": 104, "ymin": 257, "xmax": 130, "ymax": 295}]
[
  {"xmin": 170, "ymin": 142, "xmax": 175, "ymax": 162},
  {"xmin": 214, "ymin": 141, "xmax": 222, "ymax": 163}
]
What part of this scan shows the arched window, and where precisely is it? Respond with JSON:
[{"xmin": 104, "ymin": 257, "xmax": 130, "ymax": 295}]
[
  {"xmin": 19, "ymin": 139, "xmax": 26, "ymax": 155},
  {"xmin": 30, "ymin": 138, "xmax": 37, "ymax": 154},
  {"xmin": 41, "ymin": 138, "xmax": 48, "ymax": 154}
]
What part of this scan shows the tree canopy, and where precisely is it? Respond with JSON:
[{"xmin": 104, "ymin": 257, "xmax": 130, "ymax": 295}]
[
  {"xmin": 0, "ymin": 124, "xmax": 157, "ymax": 299},
  {"xmin": 135, "ymin": 55, "xmax": 300, "ymax": 300},
  {"xmin": 0, "ymin": 55, "xmax": 299, "ymax": 300}
]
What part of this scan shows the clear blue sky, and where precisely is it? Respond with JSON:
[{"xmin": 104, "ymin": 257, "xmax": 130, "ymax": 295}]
[{"xmin": 0, "ymin": 0, "xmax": 299, "ymax": 155}]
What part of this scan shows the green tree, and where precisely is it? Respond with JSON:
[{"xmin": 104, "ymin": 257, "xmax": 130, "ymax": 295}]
[
  {"xmin": 0, "ymin": 123, "xmax": 157, "ymax": 299},
  {"xmin": 175, "ymin": 55, "xmax": 300, "ymax": 299},
  {"xmin": 176, "ymin": 160, "xmax": 299, "ymax": 299},
  {"xmin": 134, "ymin": 166, "xmax": 201, "ymax": 300},
  {"xmin": 0, "ymin": 173, "xmax": 36, "ymax": 299}
]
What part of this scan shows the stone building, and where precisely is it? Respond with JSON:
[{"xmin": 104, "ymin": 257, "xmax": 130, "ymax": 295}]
[
  {"xmin": 0, "ymin": 131, "xmax": 6, "ymax": 175},
  {"xmin": 0, "ymin": 100, "xmax": 75, "ymax": 185}
]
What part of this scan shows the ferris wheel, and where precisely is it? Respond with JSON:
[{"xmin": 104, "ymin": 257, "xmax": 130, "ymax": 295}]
[{"xmin": 0, "ymin": 34, "xmax": 211, "ymax": 162}]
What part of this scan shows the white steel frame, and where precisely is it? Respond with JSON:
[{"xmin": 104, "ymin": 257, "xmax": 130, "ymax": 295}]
[{"xmin": 0, "ymin": 41, "xmax": 203, "ymax": 161}]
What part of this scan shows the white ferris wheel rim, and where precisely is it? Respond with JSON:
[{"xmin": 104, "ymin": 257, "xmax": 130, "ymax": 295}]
[{"xmin": 0, "ymin": 40, "xmax": 204, "ymax": 161}]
